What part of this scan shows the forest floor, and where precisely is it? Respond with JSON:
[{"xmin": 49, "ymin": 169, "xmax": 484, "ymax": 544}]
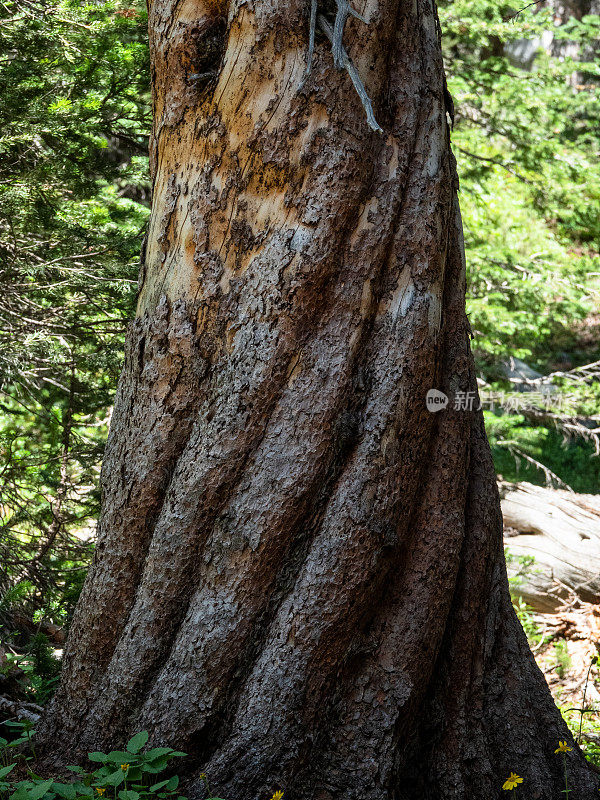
[{"xmin": 527, "ymin": 603, "xmax": 600, "ymax": 767}]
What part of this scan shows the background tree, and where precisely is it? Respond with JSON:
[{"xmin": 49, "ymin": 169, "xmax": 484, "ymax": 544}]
[
  {"xmin": 0, "ymin": 0, "xmax": 150, "ymax": 653},
  {"xmin": 35, "ymin": 0, "xmax": 599, "ymax": 798},
  {"xmin": 439, "ymin": 0, "xmax": 600, "ymax": 491}
]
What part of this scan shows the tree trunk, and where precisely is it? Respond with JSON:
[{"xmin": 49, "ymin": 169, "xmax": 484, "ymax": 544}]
[{"xmin": 37, "ymin": 0, "xmax": 598, "ymax": 796}]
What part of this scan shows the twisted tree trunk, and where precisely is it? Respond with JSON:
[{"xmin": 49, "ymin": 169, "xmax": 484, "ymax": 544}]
[{"xmin": 38, "ymin": 0, "xmax": 599, "ymax": 796}]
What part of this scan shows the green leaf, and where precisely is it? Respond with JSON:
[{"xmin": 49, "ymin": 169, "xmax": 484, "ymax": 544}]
[
  {"xmin": 20, "ymin": 780, "xmax": 54, "ymax": 800},
  {"xmin": 126, "ymin": 733, "xmax": 148, "ymax": 754},
  {"xmin": 0, "ymin": 765, "xmax": 16, "ymax": 779},
  {"xmin": 118, "ymin": 792, "xmax": 139, "ymax": 800},
  {"xmin": 8, "ymin": 789, "xmax": 29, "ymax": 800},
  {"xmin": 51, "ymin": 785, "xmax": 76, "ymax": 800},
  {"xmin": 148, "ymin": 781, "xmax": 169, "ymax": 792},
  {"xmin": 87, "ymin": 754, "xmax": 108, "ymax": 764},
  {"xmin": 92, "ymin": 767, "xmax": 112, "ymax": 778},
  {"xmin": 71, "ymin": 783, "xmax": 93, "ymax": 797},
  {"xmin": 105, "ymin": 752, "xmax": 132, "ymax": 764},
  {"xmin": 103, "ymin": 772, "xmax": 125, "ymax": 788},
  {"xmin": 144, "ymin": 758, "xmax": 168, "ymax": 769},
  {"xmin": 141, "ymin": 749, "xmax": 173, "ymax": 761}
]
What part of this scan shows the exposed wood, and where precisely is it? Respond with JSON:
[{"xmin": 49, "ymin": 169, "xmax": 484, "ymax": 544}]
[
  {"xmin": 0, "ymin": 695, "xmax": 43, "ymax": 723},
  {"xmin": 502, "ymin": 481, "xmax": 600, "ymax": 612}
]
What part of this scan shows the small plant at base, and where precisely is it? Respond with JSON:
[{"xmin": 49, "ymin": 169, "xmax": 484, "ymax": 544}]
[
  {"xmin": 554, "ymin": 639, "xmax": 572, "ymax": 680},
  {"xmin": 0, "ymin": 730, "xmax": 188, "ymax": 800},
  {"xmin": 555, "ymin": 740, "xmax": 573, "ymax": 798},
  {"xmin": 577, "ymin": 656, "xmax": 598, "ymax": 748},
  {"xmin": 3, "ymin": 721, "xmax": 37, "ymax": 761},
  {"xmin": 502, "ymin": 772, "xmax": 523, "ymax": 795},
  {"xmin": 0, "ymin": 761, "xmax": 17, "ymax": 795},
  {"xmin": 0, "ymin": 735, "xmax": 14, "ymax": 768}
]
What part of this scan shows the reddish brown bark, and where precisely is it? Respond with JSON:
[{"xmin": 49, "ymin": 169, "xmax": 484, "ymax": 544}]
[{"xmin": 38, "ymin": 0, "xmax": 599, "ymax": 797}]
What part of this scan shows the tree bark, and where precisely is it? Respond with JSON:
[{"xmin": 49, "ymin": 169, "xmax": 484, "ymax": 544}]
[{"xmin": 37, "ymin": 0, "xmax": 599, "ymax": 797}]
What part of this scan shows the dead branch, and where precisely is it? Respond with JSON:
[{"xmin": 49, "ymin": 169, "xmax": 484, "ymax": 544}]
[
  {"xmin": 318, "ymin": 15, "xmax": 383, "ymax": 132},
  {"xmin": 0, "ymin": 695, "xmax": 43, "ymax": 723}
]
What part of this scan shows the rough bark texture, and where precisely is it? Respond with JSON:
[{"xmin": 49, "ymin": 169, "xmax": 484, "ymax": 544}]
[
  {"xmin": 38, "ymin": 0, "xmax": 599, "ymax": 797},
  {"xmin": 502, "ymin": 481, "xmax": 600, "ymax": 612}
]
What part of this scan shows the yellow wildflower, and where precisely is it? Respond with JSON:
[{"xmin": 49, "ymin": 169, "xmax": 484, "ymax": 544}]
[
  {"xmin": 120, "ymin": 764, "xmax": 130, "ymax": 772},
  {"xmin": 502, "ymin": 773, "xmax": 523, "ymax": 791},
  {"xmin": 270, "ymin": 792, "xmax": 284, "ymax": 800},
  {"xmin": 199, "ymin": 773, "xmax": 207, "ymax": 781},
  {"xmin": 95, "ymin": 789, "xmax": 105, "ymax": 796},
  {"xmin": 555, "ymin": 741, "xmax": 573, "ymax": 754}
]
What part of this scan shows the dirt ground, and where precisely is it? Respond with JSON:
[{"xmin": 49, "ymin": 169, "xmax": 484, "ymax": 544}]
[{"xmin": 529, "ymin": 605, "xmax": 600, "ymax": 757}]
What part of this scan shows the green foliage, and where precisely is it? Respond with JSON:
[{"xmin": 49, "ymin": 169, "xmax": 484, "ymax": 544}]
[
  {"xmin": 519, "ymin": 623, "xmax": 600, "ymax": 771},
  {"xmin": 512, "ymin": 594, "xmax": 540, "ymax": 639},
  {"xmin": 506, "ymin": 550, "xmax": 536, "ymax": 587},
  {"xmin": 0, "ymin": 729, "xmax": 189, "ymax": 800},
  {"xmin": 439, "ymin": 0, "xmax": 600, "ymax": 368},
  {"xmin": 1, "ymin": 721, "xmax": 38, "ymax": 762},
  {"xmin": 509, "ymin": 567, "xmax": 551, "ymax": 651},
  {"xmin": 441, "ymin": 0, "xmax": 600, "ymax": 249},
  {"xmin": 0, "ymin": 634, "xmax": 61, "ymax": 705},
  {"xmin": 554, "ymin": 639, "xmax": 572, "ymax": 680},
  {"xmin": 439, "ymin": 0, "xmax": 600, "ymax": 491},
  {"xmin": 28, "ymin": 634, "xmax": 60, "ymax": 684},
  {"xmin": 557, "ymin": 695, "xmax": 600, "ymax": 771},
  {"xmin": 485, "ymin": 411, "xmax": 600, "ymax": 493},
  {"xmin": 0, "ymin": 0, "xmax": 150, "ymax": 638}
]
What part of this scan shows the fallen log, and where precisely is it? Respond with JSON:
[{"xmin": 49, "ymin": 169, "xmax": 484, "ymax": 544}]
[
  {"xmin": 0, "ymin": 694, "xmax": 43, "ymax": 723},
  {"xmin": 8, "ymin": 612, "xmax": 65, "ymax": 645},
  {"xmin": 501, "ymin": 481, "xmax": 600, "ymax": 612}
]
